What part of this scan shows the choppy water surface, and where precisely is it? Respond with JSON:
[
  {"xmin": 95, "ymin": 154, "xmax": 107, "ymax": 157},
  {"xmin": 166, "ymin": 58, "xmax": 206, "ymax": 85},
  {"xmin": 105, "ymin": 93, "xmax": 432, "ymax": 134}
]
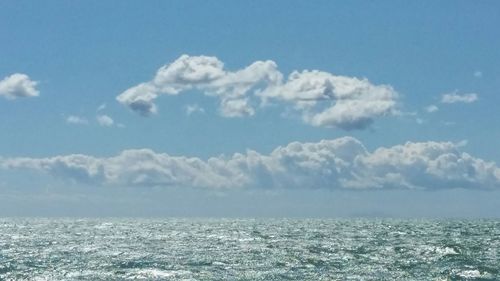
[{"xmin": 0, "ymin": 218, "xmax": 499, "ymax": 280}]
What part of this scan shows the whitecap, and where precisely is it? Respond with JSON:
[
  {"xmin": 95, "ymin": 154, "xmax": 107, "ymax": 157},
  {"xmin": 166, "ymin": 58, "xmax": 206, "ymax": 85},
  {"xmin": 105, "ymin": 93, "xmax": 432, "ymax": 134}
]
[
  {"xmin": 457, "ymin": 269, "xmax": 481, "ymax": 278},
  {"xmin": 435, "ymin": 246, "xmax": 458, "ymax": 256},
  {"xmin": 127, "ymin": 269, "xmax": 191, "ymax": 279}
]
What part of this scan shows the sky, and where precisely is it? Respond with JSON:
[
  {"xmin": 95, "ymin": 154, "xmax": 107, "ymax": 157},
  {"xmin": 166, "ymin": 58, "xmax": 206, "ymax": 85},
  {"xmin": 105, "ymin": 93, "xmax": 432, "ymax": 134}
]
[{"xmin": 1, "ymin": 1, "xmax": 500, "ymax": 217}]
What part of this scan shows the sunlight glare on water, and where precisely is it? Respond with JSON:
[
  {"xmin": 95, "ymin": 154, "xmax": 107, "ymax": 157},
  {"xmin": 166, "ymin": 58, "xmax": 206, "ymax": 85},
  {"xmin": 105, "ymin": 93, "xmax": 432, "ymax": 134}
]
[{"xmin": 0, "ymin": 218, "xmax": 499, "ymax": 280}]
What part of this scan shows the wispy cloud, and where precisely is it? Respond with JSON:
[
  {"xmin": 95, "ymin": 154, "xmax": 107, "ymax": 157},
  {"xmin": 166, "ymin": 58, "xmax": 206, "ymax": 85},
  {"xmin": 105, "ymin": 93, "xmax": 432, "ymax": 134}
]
[
  {"xmin": 96, "ymin": 115, "xmax": 114, "ymax": 127},
  {"xmin": 66, "ymin": 115, "xmax": 89, "ymax": 125},
  {"xmin": 117, "ymin": 55, "xmax": 399, "ymax": 130},
  {"xmin": 441, "ymin": 121, "xmax": 456, "ymax": 126},
  {"xmin": 0, "ymin": 73, "xmax": 39, "ymax": 100},
  {"xmin": 185, "ymin": 104, "xmax": 205, "ymax": 116},
  {"xmin": 425, "ymin": 105, "xmax": 439, "ymax": 113},
  {"xmin": 441, "ymin": 92, "xmax": 478, "ymax": 104},
  {"xmin": 97, "ymin": 103, "xmax": 107, "ymax": 111},
  {"xmin": 474, "ymin": 71, "xmax": 482, "ymax": 78},
  {"xmin": 2, "ymin": 137, "xmax": 499, "ymax": 190}
]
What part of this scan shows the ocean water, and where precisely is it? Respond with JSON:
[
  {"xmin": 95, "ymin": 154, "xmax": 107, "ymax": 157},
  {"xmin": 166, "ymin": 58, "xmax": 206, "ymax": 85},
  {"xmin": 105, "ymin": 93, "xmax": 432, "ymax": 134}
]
[{"xmin": 0, "ymin": 218, "xmax": 499, "ymax": 280}]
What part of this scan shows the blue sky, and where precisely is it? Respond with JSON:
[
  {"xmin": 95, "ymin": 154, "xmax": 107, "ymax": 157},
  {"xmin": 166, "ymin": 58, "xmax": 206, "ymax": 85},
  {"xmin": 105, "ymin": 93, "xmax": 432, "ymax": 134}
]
[{"xmin": 1, "ymin": 1, "xmax": 500, "ymax": 217}]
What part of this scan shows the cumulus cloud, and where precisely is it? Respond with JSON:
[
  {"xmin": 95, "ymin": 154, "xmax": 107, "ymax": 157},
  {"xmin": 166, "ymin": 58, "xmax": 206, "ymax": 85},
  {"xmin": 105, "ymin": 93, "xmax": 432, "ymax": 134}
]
[
  {"xmin": 349, "ymin": 141, "xmax": 500, "ymax": 189},
  {"xmin": 66, "ymin": 115, "xmax": 88, "ymax": 125},
  {"xmin": 117, "ymin": 55, "xmax": 398, "ymax": 130},
  {"xmin": 2, "ymin": 137, "xmax": 499, "ymax": 190},
  {"xmin": 0, "ymin": 73, "xmax": 39, "ymax": 99},
  {"xmin": 441, "ymin": 92, "xmax": 478, "ymax": 104},
  {"xmin": 259, "ymin": 70, "xmax": 397, "ymax": 129},
  {"xmin": 97, "ymin": 115, "xmax": 114, "ymax": 127}
]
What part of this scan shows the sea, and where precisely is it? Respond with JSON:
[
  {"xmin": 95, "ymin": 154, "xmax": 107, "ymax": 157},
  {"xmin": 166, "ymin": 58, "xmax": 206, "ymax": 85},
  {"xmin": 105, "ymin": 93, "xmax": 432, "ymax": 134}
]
[{"xmin": 0, "ymin": 218, "xmax": 499, "ymax": 280}]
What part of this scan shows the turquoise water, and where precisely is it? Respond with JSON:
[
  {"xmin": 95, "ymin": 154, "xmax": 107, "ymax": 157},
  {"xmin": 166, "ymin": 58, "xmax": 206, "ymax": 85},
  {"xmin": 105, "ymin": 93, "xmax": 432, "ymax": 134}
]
[{"xmin": 0, "ymin": 218, "xmax": 499, "ymax": 280}]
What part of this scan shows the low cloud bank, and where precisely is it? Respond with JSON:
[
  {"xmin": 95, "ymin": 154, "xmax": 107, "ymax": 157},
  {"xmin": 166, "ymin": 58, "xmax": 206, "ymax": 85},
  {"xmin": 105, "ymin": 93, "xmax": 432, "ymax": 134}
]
[{"xmin": 2, "ymin": 137, "xmax": 499, "ymax": 190}]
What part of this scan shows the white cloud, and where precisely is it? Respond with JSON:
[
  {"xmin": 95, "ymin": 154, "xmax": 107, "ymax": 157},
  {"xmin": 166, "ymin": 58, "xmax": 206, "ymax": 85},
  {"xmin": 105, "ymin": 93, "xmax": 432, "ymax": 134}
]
[
  {"xmin": 351, "ymin": 140, "xmax": 500, "ymax": 189},
  {"xmin": 0, "ymin": 73, "xmax": 39, "ymax": 99},
  {"xmin": 441, "ymin": 92, "xmax": 478, "ymax": 104},
  {"xmin": 2, "ymin": 137, "xmax": 499, "ymax": 190},
  {"xmin": 425, "ymin": 105, "xmax": 439, "ymax": 113},
  {"xmin": 116, "ymin": 55, "xmax": 276, "ymax": 117},
  {"xmin": 185, "ymin": 104, "xmax": 205, "ymax": 116},
  {"xmin": 96, "ymin": 115, "xmax": 114, "ymax": 127},
  {"xmin": 261, "ymin": 70, "xmax": 397, "ymax": 130},
  {"xmin": 66, "ymin": 115, "xmax": 88, "ymax": 125},
  {"xmin": 474, "ymin": 71, "xmax": 482, "ymax": 78},
  {"xmin": 117, "ymin": 55, "xmax": 398, "ymax": 130}
]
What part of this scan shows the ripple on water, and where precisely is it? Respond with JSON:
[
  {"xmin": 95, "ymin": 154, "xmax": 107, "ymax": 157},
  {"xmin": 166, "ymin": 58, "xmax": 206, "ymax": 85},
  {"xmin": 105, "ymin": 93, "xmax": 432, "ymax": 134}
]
[{"xmin": 0, "ymin": 218, "xmax": 499, "ymax": 280}]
